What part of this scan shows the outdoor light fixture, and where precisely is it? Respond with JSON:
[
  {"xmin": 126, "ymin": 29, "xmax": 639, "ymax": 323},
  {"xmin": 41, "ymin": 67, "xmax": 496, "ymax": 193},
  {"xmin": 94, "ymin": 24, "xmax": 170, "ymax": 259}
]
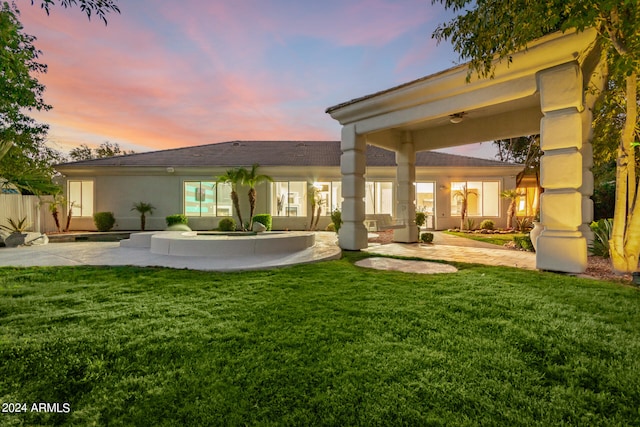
[
  {"xmin": 166, "ymin": 167, "xmax": 175, "ymax": 173},
  {"xmin": 449, "ymin": 112, "xmax": 465, "ymax": 124}
]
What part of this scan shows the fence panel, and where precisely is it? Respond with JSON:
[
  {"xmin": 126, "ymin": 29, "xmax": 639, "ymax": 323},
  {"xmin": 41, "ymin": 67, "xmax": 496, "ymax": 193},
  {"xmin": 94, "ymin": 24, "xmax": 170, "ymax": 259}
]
[{"xmin": 0, "ymin": 194, "xmax": 58, "ymax": 233}]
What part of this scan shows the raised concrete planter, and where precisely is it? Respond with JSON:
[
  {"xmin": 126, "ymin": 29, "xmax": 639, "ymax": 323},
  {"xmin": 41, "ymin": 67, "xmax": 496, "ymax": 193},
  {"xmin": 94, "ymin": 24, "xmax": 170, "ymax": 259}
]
[{"xmin": 122, "ymin": 231, "xmax": 315, "ymax": 257}]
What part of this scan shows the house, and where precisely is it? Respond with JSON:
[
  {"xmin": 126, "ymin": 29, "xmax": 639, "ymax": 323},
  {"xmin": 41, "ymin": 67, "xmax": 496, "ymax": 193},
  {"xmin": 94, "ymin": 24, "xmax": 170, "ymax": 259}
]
[{"xmin": 55, "ymin": 140, "xmax": 523, "ymax": 232}]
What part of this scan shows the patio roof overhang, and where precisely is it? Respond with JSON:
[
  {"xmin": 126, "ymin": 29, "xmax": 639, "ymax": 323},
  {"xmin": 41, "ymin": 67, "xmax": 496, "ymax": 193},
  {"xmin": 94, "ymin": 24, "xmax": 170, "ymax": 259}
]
[{"xmin": 326, "ymin": 28, "xmax": 604, "ymax": 153}]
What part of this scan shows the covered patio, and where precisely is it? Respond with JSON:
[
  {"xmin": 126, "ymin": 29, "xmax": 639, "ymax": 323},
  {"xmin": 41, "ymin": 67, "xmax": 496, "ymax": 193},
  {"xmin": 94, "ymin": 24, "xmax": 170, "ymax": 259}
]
[{"xmin": 327, "ymin": 29, "xmax": 606, "ymax": 273}]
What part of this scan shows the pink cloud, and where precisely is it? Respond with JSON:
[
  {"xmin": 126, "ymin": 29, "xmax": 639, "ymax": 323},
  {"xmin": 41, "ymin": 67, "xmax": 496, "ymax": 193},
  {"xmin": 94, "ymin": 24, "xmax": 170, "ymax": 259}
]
[{"xmin": 18, "ymin": 1, "xmax": 452, "ymax": 154}]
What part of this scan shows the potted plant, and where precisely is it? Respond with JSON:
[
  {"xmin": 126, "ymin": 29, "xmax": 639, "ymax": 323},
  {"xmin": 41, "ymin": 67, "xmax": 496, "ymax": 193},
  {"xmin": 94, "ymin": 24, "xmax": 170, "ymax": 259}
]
[{"xmin": 415, "ymin": 212, "xmax": 426, "ymax": 233}]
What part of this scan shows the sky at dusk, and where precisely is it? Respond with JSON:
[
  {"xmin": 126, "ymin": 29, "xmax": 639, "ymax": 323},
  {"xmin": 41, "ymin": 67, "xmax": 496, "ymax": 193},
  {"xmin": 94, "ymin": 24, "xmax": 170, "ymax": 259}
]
[{"xmin": 17, "ymin": 0, "xmax": 496, "ymax": 159}]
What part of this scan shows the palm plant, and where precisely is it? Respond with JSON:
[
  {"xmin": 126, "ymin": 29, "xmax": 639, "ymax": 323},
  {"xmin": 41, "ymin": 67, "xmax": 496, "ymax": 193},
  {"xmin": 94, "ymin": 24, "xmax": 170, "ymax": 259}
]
[
  {"xmin": 244, "ymin": 164, "xmax": 272, "ymax": 229},
  {"xmin": 0, "ymin": 217, "xmax": 31, "ymax": 233},
  {"xmin": 216, "ymin": 168, "xmax": 246, "ymax": 230},
  {"xmin": 452, "ymin": 184, "xmax": 469, "ymax": 230},
  {"xmin": 500, "ymin": 189, "xmax": 521, "ymax": 229},
  {"xmin": 131, "ymin": 202, "xmax": 155, "ymax": 231},
  {"xmin": 40, "ymin": 193, "xmax": 65, "ymax": 232}
]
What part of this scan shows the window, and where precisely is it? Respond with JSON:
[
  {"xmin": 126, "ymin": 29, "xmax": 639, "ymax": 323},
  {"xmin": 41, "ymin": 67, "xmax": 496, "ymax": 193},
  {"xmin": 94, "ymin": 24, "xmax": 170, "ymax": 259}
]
[
  {"xmin": 516, "ymin": 186, "xmax": 540, "ymax": 217},
  {"xmin": 312, "ymin": 181, "xmax": 342, "ymax": 215},
  {"xmin": 451, "ymin": 181, "xmax": 499, "ymax": 217},
  {"xmin": 365, "ymin": 181, "xmax": 393, "ymax": 215},
  {"xmin": 184, "ymin": 181, "xmax": 232, "ymax": 217},
  {"xmin": 416, "ymin": 182, "xmax": 435, "ymax": 215},
  {"xmin": 272, "ymin": 182, "xmax": 307, "ymax": 217},
  {"xmin": 67, "ymin": 180, "xmax": 93, "ymax": 217}
]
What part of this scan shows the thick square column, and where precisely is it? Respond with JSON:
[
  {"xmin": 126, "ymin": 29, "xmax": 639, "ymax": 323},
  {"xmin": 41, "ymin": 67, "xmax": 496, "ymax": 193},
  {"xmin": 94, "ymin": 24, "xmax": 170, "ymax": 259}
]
[
  {"xmin": 338, "ymin": 124, "xmax": 368, "ymax": 250},
  {"xmin": 537, "ymin": 63, "xmax": 593, "ymax": 273},
  {"xmin": 394, "ymin": 135, "xmax": 418, "ymax": 242}
]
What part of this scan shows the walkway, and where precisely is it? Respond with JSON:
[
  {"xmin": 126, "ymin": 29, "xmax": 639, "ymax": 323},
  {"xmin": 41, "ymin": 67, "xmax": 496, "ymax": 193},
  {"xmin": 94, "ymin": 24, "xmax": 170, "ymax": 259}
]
[{"xmin": 364, "ymin": 231, "xmax": 537, "ymax": 270}]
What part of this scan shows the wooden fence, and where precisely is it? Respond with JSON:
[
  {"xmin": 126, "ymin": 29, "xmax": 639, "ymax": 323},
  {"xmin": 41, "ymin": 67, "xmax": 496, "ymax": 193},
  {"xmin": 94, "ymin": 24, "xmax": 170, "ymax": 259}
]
[{"xmin": 0, "ymin": 194, "xmax": 58, "ymax": 233}]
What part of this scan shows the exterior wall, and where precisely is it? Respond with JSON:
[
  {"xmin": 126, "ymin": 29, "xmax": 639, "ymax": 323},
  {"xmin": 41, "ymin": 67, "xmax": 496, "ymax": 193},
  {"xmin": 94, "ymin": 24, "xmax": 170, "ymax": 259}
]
[{"xmin": 59, "ymin": 165, "xmax": 518, "ymax": 232}]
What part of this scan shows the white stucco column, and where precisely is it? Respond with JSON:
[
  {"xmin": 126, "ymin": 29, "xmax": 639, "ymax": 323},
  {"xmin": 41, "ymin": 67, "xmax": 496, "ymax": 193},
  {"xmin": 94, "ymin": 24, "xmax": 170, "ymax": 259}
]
[
  {"xmin": 537, "ymin": 63, "xmax": 591, "ymax": 273},
  {"xmin": 394, "ymin": 134, "xmax": 418, "ymax": 242},
  {"xmin": 339, "ymin": 124, "xmax": 368, "ymax": 250}
]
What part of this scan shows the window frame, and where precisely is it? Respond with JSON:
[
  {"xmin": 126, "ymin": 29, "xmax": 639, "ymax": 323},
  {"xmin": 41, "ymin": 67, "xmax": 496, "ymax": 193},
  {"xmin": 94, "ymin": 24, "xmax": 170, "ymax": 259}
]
[
  {"xmin": 183, "ymin": 181, "xmax": 232, "ymax": 217},
  {"xmin": 450, "ymin": 180, "xmax": 501, "ymax": 217},
  {"xmin": 67, "ymin": 179, "xmax": 94, "ymax": 217}
]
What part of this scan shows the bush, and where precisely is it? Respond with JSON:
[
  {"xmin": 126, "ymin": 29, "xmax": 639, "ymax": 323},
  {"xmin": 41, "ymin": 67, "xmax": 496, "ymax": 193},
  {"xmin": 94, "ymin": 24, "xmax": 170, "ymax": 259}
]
[
  {"xmin": 465, "ymin": 218, "xmax": 476, "ymax": 231},
  {"xmin": 515, "ymin": 217, "xmax": 533, "ymax": 232},
  {"xmin": 326, "ymin": 223, "xmax": 335, "ymax": 232},
  {"xmin": 514, "ymin": 235, "xmax": 534, "ymax": 252},
  {"xmin": 480, "ymin": 219, "xmax": 495, "ymax": 230},
  {"xmin": 415, "ymin": 212, "xmax": 426, "ymax": 228},
  {"xmin": 218, "ymin": 217, "xmax": 236, "ymax": 232},
  {"xmin": 166, "ymin": 214, "xmax": 188, "ymax": 227},
  {"xmin": 330, "ymin": 209, "xmax": 342, "ymax": 234},
  {"xmin": 420, "ymin": 232, "xmax": 434, "ymax": 243},
  {"xmin": 93, "ymin": 212, "xmax": 115, "ymax": 232},
  {"xmin": 589, "ymin": 218, "xmax": 613, "ymax": 258},
  {"xmin": 252, "ymin": 214, "xmax": 272, "ymax": 231}
]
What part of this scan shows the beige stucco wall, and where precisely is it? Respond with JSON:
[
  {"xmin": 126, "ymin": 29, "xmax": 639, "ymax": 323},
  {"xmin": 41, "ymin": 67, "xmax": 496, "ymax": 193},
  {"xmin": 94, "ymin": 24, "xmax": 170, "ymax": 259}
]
[{"xmin": 59, "ymin": 164, "xmax": 518, "ymax": 232}]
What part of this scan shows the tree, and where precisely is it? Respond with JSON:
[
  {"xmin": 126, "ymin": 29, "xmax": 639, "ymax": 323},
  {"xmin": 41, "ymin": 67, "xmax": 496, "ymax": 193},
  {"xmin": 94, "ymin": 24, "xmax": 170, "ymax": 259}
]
[
  {"xmin": 432, "ymin": 0, "xmax": 639, "ymax": 274},
  {"xmin": 500, "ymin": 189, "xmax": 521, "ymax": 230},
  {"xmin": 215, "ymin": 168, "xmax": 246, "ymax": 231},
  {"xmin": 131, "ymin": 201, "xmax": 154, "ymax": 231},
  {"xmin": 69, "ymin": 141, "xmax": 134, "ymax": 161},
  {"xmin": 31, "ymin": 0, "xmax": 120, "ymax": 25},
  {"xmin": 0, "ymin": 2, "xmax": 52, "ymax": 180},
  {"xmin": 452, "ymin": 184, "xmax": 469, "ymax": 230},
  {"xmin": 243, "ymin": 164, "xmax": 272, "ymax": 229}
]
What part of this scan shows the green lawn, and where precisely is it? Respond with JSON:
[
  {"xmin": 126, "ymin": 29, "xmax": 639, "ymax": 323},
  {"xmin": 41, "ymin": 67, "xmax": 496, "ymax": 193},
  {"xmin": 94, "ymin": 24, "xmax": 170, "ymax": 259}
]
[
  {"xmin": 1, "ymin": 254, "xmax": 639, "ymax": 426},
  {"xmin": 444, "ymin": 230, "xmax": 527, "ymax": 246}
]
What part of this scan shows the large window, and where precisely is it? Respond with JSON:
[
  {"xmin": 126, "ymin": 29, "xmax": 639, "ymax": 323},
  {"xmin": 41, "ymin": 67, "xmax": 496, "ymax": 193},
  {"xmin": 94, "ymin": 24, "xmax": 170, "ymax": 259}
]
[
  {"xmin": 312, "ymin": 181, "xmax": 342, "ymax": 215},
  {"xmin": 365, "ymin": 181, "xmax": 393, "ymax": 215},
  {"xmin": 451, "ymin": 181, "xmax": 500, "ymax": 217},
  {"xmin": 272, "ymin": 182, "xmax": 307, "ymax": 217},
  {"xmin": 67, "ymin": 180, "xmax": 93, "ymax": 217},
  {"xmin": 416, "ymin": 182, "xmax": 435, "ymax": 228},
  {"xmin": 184, "ymin": 181, "xmax": 232, "ymax": 217}
]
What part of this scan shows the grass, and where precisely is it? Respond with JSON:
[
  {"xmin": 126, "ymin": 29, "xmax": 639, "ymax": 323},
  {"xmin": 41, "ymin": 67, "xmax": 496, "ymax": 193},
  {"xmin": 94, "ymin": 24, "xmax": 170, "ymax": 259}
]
[
  {"xmin": 1, "ymin": 254, "xmax": 639, "ymax": 426},
  {"xmin": 444, "ymin": 230, "xmax": 527, "ymax": 246}
]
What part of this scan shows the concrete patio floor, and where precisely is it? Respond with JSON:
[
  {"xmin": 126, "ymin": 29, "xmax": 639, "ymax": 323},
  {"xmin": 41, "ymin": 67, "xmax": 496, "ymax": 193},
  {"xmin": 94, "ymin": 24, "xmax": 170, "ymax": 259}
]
[
  {"xmin": 0, "ymin": 232, "xmax": 341, "ymax": 271},
  {"xmin": 0, "ymin": 231, "xmax": 537, "ymax": 272},
  {"xmin": 365, "ymin": 231, "xmax": 537, "ymax": 271}
]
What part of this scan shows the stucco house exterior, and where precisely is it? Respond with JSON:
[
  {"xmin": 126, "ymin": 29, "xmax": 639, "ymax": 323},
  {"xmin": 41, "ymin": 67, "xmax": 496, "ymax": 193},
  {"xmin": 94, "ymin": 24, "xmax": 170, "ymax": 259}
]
[{"xmin": 55, "ymin": 140, "xmax": 523, "ymax": 232}]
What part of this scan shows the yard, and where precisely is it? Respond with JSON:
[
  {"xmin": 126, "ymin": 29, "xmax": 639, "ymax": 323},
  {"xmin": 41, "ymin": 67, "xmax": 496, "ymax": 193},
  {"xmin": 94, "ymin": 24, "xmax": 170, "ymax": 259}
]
[{"xmin": 1, "ymin": 254, "xmax": 639, "ymax": 425}]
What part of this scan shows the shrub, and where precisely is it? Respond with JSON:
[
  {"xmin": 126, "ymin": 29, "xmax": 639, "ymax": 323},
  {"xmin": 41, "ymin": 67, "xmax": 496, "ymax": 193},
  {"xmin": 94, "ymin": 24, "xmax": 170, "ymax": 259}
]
[
  {"xmin": 330, "ymin": 208, "xmax": 342, "ymax": 234},
  {"xmin": 218, "ymin": 217, "xmax": 236, "ymax": 232},
  {"xmin": 166, "ymin": 214, "xmax": 188, "ymax": 227},
  {"xmin": 515, "ymin": 217, "xmax": 533, "ymax": 232},
  {"xmin": 326, "ymin": 223, "xmax": 335, "ymax": 232},
  {"xmin": 465, "ymin": 218, "xmax": 476, "ymax": 231},
  {"xmin": 514, "ymin": 235, "xmax": 534, "ymax": 252},
  {"xmin": 480, "ymin": 219, "xmax": 495, "ymax": 230},
  {"xmin": 415, "ymin": 212, "xmax": 426, "ymax": 228},
  {"xmin": 420, "ymin": 232, "xmax": 434, "ymax": 243},
  {"xmin": 589, "ymin": 218, "xmax": 613, "ymax": 258},
  {"xmin": 252, "ymin": 214, "xmax": 272, "ymax": 231},
  {"xmin": 93, "ymin": 212, "xmax": 115, "ymax": 232}
]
